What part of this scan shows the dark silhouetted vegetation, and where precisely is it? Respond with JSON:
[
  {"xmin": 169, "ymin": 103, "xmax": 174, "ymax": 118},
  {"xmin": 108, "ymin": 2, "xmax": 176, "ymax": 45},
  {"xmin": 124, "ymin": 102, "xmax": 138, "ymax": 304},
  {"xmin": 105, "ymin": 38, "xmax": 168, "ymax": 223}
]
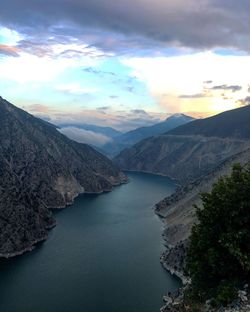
[{"xmin": 186, "ymin": 164, "xmax": 250, "ymax": 306}]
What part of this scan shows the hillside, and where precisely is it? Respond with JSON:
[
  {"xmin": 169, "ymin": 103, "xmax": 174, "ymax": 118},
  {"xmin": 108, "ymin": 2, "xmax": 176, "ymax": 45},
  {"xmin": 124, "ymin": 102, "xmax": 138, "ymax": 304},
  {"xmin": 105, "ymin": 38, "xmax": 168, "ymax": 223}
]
[
  {"xmin": 0, "ymin": 96, "xmax": 127, "ymax": 257},
  {"xmin": 115, "ymin": 105, "xmax": 250, "ymax": 184},
  {"xmin": 169, "ymin": 105, "xmax": 250, "ymax": 139},
  {"xmin": 103, "ymin": 114, "xmax": 194, "ymax": 156},
  {"xmin": 115, "ymin": 134, "xmax": 249, "ymax": 184},
  {"xmin": 155, "ymin": 148, "xmax": 250, "ymax": 246}
]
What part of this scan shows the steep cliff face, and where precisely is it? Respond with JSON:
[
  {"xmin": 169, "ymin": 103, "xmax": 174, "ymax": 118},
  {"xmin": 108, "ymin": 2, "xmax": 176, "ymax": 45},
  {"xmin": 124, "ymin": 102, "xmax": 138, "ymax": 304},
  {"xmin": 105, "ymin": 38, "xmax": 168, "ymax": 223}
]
[
  {"xmin": 115, "ymin": 134, "xmax": 250, "ymax": 184},
  {"xmin": 0, "ymin": 97, "xmax": 127, "ymax": 257}
]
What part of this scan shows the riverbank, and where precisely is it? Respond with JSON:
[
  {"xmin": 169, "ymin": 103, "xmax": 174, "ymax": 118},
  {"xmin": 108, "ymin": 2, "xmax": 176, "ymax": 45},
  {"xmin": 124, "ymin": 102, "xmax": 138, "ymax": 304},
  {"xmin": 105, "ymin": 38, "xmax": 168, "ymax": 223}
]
[
  {"xmin": 0, "ymin": 172, "xmax": 180, "ymax": 312},
  {"xmin": 0, "ymin": 177, "xmax": 128, "ymax": 259},
  {"xmin": 0, "ymin": 221, "xmax": 56, "ymax": 259}
]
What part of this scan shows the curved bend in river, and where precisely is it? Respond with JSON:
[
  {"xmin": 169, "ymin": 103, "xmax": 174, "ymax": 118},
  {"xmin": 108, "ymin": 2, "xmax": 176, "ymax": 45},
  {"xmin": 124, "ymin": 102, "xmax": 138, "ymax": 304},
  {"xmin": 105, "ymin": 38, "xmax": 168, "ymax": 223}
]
[{"xmin": 0, "ymin": 172, "xmax": 181, "ymax": 312}]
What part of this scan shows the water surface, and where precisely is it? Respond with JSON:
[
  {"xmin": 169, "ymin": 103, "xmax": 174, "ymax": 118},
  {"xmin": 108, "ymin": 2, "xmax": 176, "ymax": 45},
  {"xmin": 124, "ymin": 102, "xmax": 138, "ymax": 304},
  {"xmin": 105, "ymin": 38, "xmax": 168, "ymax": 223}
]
[{"xmin": 0, "ymin": 172, "xmax": 181, "ymax": 312}]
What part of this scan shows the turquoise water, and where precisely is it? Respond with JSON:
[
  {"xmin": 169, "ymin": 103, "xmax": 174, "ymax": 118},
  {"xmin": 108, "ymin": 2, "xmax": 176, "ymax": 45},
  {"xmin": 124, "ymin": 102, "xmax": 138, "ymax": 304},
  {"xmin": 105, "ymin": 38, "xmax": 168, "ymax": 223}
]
[{"xmin": 0, "ymin": 172, "xmax": 181, "ymax": 312}]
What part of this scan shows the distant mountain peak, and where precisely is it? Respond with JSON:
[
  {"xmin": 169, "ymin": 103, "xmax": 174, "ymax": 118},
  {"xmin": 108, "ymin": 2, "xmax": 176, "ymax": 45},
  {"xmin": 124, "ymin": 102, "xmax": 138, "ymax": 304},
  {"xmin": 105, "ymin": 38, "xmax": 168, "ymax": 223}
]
[
  {"xmin": 102, "ymin": 112, "xmax": 195, "ymax": 157},
  {"xmin": 166, "ymin": 113, "xmax": 194, "ymax": 120},
  {"xmin": 169, "ymin": 105, "xmax": 250, "ymax": 140}
]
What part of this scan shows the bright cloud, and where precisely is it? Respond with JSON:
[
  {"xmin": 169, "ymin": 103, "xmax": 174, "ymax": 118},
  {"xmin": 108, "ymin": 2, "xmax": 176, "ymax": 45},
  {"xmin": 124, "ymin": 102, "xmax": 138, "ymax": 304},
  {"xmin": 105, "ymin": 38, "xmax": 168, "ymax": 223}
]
[
  {"xmin": 0, "ymin": 26, "xmax": 22, "ymax": 45},
  {"xmin": 0, "ymin": 53, "xmax": 73, "ymax": 83},
  {"xmin": 0, "ymin": 27, "xmax": 105, "ymax": 84},
  {"xmin": 56, "ymin": 83, "xmax": 99, "ymax": 95},
  {"xmin": 1, "ymin": 1, "xmax": 250, "ymax": 129},
  {"xmin": 123, "ymin": 52, "xmax": 250, "ymax": 115}
]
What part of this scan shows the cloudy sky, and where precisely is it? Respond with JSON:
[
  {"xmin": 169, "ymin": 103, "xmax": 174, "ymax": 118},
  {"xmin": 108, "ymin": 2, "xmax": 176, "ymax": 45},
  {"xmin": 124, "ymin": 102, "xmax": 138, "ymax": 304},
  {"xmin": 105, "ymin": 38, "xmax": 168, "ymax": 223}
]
[{"xmin": 1, "ymin": 0, "xmax": 250, "ymax": 131}]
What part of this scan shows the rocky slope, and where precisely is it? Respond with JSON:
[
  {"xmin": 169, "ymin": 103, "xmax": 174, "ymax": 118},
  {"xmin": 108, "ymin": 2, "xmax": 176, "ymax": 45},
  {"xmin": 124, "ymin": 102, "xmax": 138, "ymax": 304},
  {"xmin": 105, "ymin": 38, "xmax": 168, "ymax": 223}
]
[
  {"xmin": 157, "ymin": 148, "xmax": 250, "ymax": 311},
  {"xmin": 0, "ymin": 96, "xmax": 127, "ymax": 257},
  {"xmin": 115, "ymin": 134, "xmax": 250, "ymax": 184},
  {"xmin": 103, "ymin": 114, "xmax": 194, "ymax": 156},
  {"xmin": 115, "ymin": 105, "xmax": 250, "ymax": 184},
  {"xmin": 155, "ymin": 147, "xmax": 250, "ymax": 246},
  {"xmin": 169, "ymin": 105, "xmax": 250, "ymax": 139}
]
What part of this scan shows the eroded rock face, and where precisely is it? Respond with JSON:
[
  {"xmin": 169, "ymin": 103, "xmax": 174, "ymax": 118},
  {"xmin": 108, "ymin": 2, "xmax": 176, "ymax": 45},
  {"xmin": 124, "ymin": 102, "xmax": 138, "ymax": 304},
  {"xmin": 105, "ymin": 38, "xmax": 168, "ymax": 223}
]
[
  {"xmin": 115, "ymin": 134, "xmax": 250, "ymax": 184},
  {"xmin": 0, "ymin": 96, "xmax": 127, "ymax": 257},
  {"xmin": 115, "ymin": 105, "xmax": 250, "ymax": 185}
]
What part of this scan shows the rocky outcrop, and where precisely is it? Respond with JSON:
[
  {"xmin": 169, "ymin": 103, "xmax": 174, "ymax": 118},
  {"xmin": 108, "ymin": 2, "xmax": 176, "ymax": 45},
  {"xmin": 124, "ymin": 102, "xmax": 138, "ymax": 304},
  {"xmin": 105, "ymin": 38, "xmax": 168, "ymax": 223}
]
[
  {"xmin": 161, "ymin": 285, "xmax": 250, "ymax": 311},
  {"xmin": 160, "ymin": 240, "xmax": 190, "ymax": 285},
  {"xmin": 0, "ymin": 96, "xmax": 127, "ymax": 257}
]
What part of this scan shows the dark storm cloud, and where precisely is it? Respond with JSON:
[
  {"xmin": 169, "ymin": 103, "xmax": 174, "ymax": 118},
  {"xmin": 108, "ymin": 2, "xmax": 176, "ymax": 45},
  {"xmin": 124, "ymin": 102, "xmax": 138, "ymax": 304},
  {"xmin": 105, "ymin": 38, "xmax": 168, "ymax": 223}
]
[{"xmin": 1, "ymin": 0, "xmax": 250, "ymax": 52}]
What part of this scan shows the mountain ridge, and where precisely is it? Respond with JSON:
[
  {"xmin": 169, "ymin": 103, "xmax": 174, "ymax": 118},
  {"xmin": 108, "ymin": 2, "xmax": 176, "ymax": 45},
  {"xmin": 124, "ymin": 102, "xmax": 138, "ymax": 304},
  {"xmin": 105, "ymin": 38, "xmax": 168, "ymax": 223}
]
[
  {"xmin": 0, "ymin": 96, "xmax": 127, "ymax": 257},
  {"xmin": 103, "ymin": 114, "xmax": 194, "ymax": 156},
  {"xmin": 115, "ymin": 105, "xmax": 250, "ymax": 184},
  {"xmin": 168, "ymin": 104, "xmax": 250, "ymax": 139}
]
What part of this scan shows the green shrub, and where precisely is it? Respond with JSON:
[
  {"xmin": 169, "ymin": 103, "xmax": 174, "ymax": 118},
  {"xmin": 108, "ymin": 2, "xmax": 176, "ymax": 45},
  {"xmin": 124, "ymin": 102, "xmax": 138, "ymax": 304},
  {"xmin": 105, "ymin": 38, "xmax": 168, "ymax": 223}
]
[{"xmin": 185, "ymin": 164, "xmax": 250, "ymax": 305}]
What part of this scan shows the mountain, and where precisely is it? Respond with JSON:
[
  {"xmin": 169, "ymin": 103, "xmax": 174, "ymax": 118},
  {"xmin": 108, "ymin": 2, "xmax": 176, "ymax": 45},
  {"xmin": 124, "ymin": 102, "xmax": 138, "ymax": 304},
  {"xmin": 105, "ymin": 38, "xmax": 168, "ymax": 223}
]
[
  {"xmin": 169, "ymin": 105, "xmax": 250, "ymax": 139},
  {"xmin": 115, "ymin": 105, "xmax": 250, "ymax": 184},
  {"xmin": 0, "ymin": 96, "xmax": 127, "ymax": 257},
  {"xmin": 103, "ymin": 114, "xmax": 194, "ymax": 156},
  {"xmin": 155, "ymin": 148, "xmax": 250, "ymax": 246}
]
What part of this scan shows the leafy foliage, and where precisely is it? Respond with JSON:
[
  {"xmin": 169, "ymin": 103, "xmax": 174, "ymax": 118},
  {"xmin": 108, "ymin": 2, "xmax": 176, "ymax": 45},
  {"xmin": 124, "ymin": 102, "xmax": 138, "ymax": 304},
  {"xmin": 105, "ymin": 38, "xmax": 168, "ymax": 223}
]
[{"xmin": 186, "ymin": 164, "xmax": 250, "ymax": 305}]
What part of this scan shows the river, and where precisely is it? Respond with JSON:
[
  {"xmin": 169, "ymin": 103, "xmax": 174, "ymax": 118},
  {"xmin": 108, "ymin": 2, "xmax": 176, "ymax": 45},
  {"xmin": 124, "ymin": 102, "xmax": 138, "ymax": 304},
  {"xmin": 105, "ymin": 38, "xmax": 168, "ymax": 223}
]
[{"xmin": 0, "ymin": 172, "xmax": 181, "ymax": 312}]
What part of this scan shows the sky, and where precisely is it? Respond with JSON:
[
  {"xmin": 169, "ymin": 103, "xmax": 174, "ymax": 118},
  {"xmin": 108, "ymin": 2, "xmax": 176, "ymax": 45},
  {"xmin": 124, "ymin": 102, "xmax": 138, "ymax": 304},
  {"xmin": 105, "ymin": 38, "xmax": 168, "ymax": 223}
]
[{"xmin": 1, "ymin": 0, "xmax": 250, "ymax": 131}]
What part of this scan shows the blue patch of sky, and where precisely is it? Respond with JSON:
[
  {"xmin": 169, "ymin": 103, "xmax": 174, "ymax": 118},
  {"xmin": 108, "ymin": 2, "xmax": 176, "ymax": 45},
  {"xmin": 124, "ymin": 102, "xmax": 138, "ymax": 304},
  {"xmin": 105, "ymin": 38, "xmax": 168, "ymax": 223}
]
[
  {"xmin": 214, "ymin": 48, "xmax": 248, "ymax": 56},
  {"xmin": 53, "ymin": 57, "xmax": 156, "ymax": 111}
]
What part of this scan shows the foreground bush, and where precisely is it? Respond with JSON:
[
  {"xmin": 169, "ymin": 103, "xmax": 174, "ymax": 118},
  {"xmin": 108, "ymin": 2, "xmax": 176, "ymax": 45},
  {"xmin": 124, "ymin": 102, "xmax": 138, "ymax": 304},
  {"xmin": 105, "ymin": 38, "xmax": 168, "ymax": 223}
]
[{"xmin": 186, "ymin": 164, "xmax": 250, "ymax": 306}]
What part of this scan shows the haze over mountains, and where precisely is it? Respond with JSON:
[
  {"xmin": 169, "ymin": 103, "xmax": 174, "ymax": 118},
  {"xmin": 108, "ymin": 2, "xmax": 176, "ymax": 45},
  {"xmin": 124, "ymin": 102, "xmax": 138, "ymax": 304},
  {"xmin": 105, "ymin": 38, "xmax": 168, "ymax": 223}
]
[
  {"xmin": 58, "ymin": 123, "xmax": 122, "ymax": 139},
  {"xmin": 115, "ymin": 105, "xmax": 250, "ymax": 184},
  {"xmin": 0, "ymin": 97, "xmax": 126, "ymax": 257},
  {"xmin": 58, "ymin": 114, "xmax": 194, "ymax": 156},
  {"xmin": 102, "ymin": 114, "xmax": 194, "ymax": 156}
]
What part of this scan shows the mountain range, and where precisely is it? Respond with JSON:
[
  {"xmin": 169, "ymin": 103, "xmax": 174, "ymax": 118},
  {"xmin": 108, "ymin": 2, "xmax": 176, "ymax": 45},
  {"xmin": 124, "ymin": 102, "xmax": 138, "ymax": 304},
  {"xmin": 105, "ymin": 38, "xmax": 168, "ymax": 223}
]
[
  {"xmin": 115, "ymin": 105, "xmax": 250, "ymax": 184},
  {"xmin": 168, "ymin": 105, "xmax": 250, "ymax": 139},
  {"xmin": 102, "ymin": 114, "xmax": 194, "ymax": 156},
  {"xmin": 0, "ymin": 96, "xmax": 126, "ymax": 257}
]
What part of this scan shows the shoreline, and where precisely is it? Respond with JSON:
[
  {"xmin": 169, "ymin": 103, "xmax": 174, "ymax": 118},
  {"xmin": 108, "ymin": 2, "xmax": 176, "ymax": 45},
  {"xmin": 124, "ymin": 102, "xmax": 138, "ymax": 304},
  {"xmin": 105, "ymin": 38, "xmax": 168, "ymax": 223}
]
[
  {"xmin": 0, "ymin": 177, "xmax": 128, "ymax": 259},
  {"xmin": 0, "ymin": 225, "xmax": 55, "ymax": 259},
  {"xmin": 160, "ymin": 249, "xmax": 190, "ymax": 285},
  {"xmin": 123, "ymin": 169, "xmax": 181, "ymax": 186}
]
